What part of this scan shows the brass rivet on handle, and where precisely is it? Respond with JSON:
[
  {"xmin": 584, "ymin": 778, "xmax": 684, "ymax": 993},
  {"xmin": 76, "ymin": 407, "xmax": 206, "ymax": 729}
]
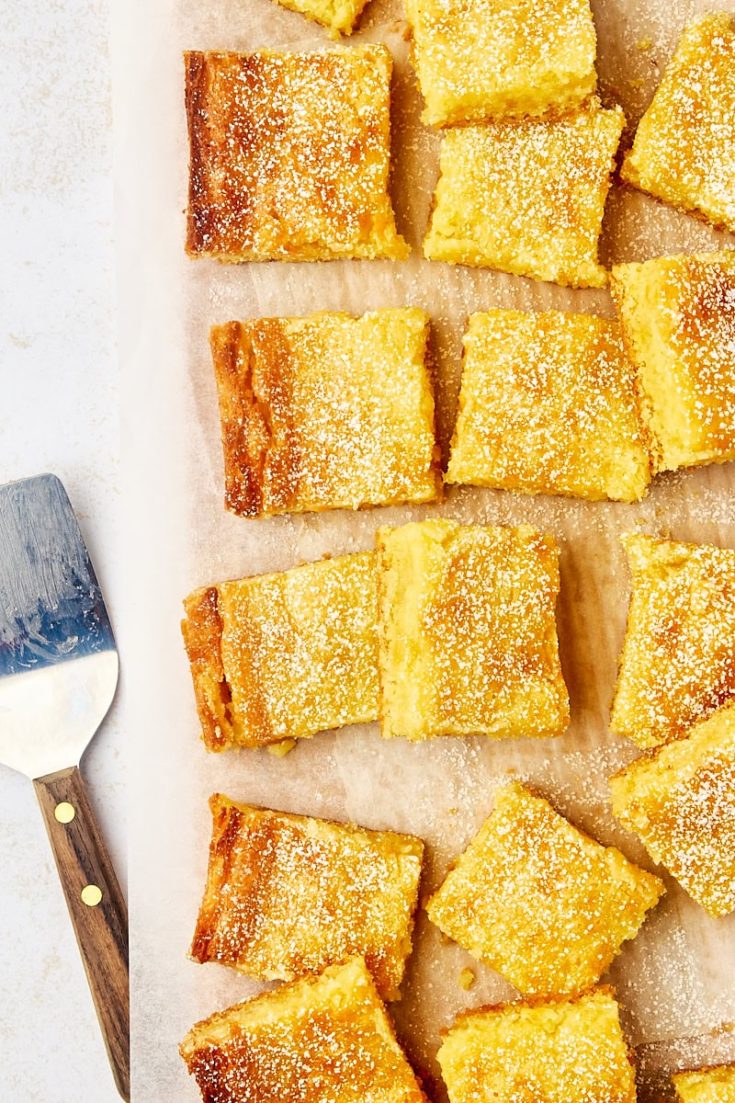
[
  {"xmin": 54, "ymin": 802, "xmax": 76, "ymax": 824},
  {"xmin": 81, "ymin": 884, "xmax": 103, "ymax": 907}
]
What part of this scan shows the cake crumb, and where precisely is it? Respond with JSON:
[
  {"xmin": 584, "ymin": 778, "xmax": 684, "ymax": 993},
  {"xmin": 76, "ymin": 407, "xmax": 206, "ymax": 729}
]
[
  {"xmin": 268, "ymin": 739, "xmax": 297, "ymax": 758},
  {"xmin": 459, "ymin": 967, "xmax": 476, "ymax": 990}
]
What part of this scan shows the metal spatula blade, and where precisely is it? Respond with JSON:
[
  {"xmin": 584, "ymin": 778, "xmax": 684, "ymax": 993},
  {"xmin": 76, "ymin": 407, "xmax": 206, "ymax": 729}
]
[
  {"xmin": 0, "ymin": 473, "xmax": 119, "ymax": 779},
  {"xmin": 0, "ymin": 473, "xmax": 129, "ymax": 1101}
]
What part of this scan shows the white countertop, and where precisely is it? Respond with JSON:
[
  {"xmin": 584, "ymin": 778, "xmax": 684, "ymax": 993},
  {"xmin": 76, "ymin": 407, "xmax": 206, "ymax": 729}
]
[{"xmin": 0, "ymin": 2, "xmax": 125, "ymax": 1100}]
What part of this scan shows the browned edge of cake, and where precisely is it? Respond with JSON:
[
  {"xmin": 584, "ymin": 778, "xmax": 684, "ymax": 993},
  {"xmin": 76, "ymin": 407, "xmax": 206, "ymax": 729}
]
[{"xmin": 181, "ymin": 586, "xmax": 235, "ymax": 752}]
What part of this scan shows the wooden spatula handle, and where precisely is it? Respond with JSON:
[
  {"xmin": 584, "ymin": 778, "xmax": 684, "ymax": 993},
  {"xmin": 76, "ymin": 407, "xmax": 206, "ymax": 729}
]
[{"xmin": 34, "ymin": 766, "xmax": 130, "ymax": 1102}]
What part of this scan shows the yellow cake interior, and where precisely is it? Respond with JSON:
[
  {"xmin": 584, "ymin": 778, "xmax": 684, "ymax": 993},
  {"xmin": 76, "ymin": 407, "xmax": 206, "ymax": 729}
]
[
  {"xmin": 611, "ymin": 702, "xmax": 735, "ymax": 917},
  {"xmin": 446, "ymin": 309, "xmax": 651, "ymax": 502},
  {"xmin": 405, "ymin": 0, "xmax": 597, "ymax": 126},
  {"xmin": 272, "ymin": 0, "xmax": 369, "ymax": 35},
  {"xmin": 674, "ymin": 1064, "xmax": 735, "ymax": 1103},
  {"xmin": 191, "ymin": 795, "xmax": 424, "ymax": 999},
  {"xmin": 377, "ymin": 520, "xmax": 569, "ymax": 741},
  {"xmin": 622, "ymin": 14, "xmax": 735, "ymax": 233},
  {"xmin": 427, "ymin": 781, "xmax": 664, "ymax": 996},
  {"xmin": 437, "ymin": 987, "xmax": 637, "ymax": 1103}
]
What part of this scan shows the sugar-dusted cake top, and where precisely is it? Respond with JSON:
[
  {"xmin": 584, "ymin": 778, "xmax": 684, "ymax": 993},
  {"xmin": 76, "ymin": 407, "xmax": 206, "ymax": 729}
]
[
  {"xmin": 182, "ymin": 552, "xmax": 379, "ymax": 750},
  {"xmin": 612, "ymin": 702, "xmax": 735, "ymax": 917},
  {"xmin": 377, "ymin": 520, "xmax": 569, "ymax": 741},
  {"xmin": 180, "ymin": 957, "xmax": 428, "ymax": 1103},
  {"xmin": 210, "ymin": 309, "xmax": 439, "ymax": 518},
  {"xmin": 405, "ymin": 0, "xmax": 597, "ymax": 126},
  {"xmin": 611, "ymin": 251, "xmax": 735, "ymax": 473},
  {"xmin": 612, "ymin": 534, "xmax": 735, "ymax": 748},
  {"xmin": 437, "ymin": 986, "xmax": 637, "ymax": 1103},
  {"xmin": 622, "ymin": 14, "xmax": 735, "ymax": 233},
  {"xmin": 191, "ymin": 795, "xmax": 424, "ymax": 999},
  {"xmin": 424, "ymin": 98, "xmax": 624, "ymax": 287},
  {"xmin": 185, "ymin": 47, "xmax": 408, "ymax": 262},
  {"xmin": 447, "ymin": 309, "xmax": 651, "ymax": 502},
  {"xmin": 427, "ymin": 780, "xmax": 664, "ymax": 996}
]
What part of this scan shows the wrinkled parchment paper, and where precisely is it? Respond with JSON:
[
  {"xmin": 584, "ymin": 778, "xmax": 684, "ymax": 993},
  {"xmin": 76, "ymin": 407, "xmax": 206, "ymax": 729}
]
[{"xmin": 115, "ymin": 0, "xmax": 735, "ymax": 1098}]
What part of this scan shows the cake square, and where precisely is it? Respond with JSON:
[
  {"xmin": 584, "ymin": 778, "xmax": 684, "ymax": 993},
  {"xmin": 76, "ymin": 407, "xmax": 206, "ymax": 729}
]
[
  {"xmin": 610, "ymin": 252, "xmax": 735, "ymax": 473},
  {"xmin": 210, "ymin": 308, "xmax": 440, "ymax": 518},
  {"xmin": 674, "ymin": 1065, "xmax": 735, "ymax": 1103},
  {"xmin": 423, "ymin": 99, "xmax": 624, "ymax": 288},
  {"xmin": 272, "ymin": 0, "xmax": 369, "ymax": 36},
  {"xmin": 446, "ymin": 310, "xmax": 651, "ymax": 502},
  {"xmin": 405, "ymin": 0, "xmax": 597, "ymax": 127},
  {"xmin": 185, "ymin": 47, "xmax": 408, "ymax": 261},
  {"xmin": 621, "ymin": 15, "xmax": 735, "ymax": 233},
  {"xmin": 377, "ymin": 521, "xmax": 569, "ymax": 741},
  {"xmin": 181, "ymin": 552, "xmax": 378, "ymax": 751},
  {"xmin": 611, "ymin": 703, "xmax": 735, "ymax": 918},
  {"xmin": 437, "ymin": 987, "xmax": 637, "ymax": 1103},
  {"xmin": 611, "ymin": 534, "xmax": 735, "ymax": 749},
  {"xmin": 426, "ymin": 781, "xmax": 664, "ymax": 996},
  {"xmin": 180, "ymin": 957, "xmax": 428, "ymax": 1103},
  {"xmin": 191, "ymin": 795, "xmax": 424, "ymax": 999}
]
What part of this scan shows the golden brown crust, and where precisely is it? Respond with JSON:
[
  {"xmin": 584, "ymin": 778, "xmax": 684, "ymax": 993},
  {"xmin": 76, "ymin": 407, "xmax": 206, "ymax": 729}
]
[
  {"xmin": 183, "ymin": 47, "xmax": 408, "ymax": 262},
  {"xmin": 182, "ymin": 553, "xmax": 379, "ymax": 750},
  {"xmin": 190, "ymin": 795, "xmax": 424, "ymax": 999},
  {"xmin": 180, "ymin": 957, "xmax": 428, "ymax": 1103},
  {"xmin": 190, "ymin": 795, "xmax": 252, "ymax": 963},
  {"xmin": 181, "ymin": 587, "xmax": 235, "ymax": 752},
  {"xmin": 210, "ymin": 321, "xmax": 297, "ymax": 516},
  {"xmin": 184, "ymin": 52, "xmax": 212, "ymax": 256},
  {"xmin": 209, "ymin": 310, "xmax": 440, "ymax": 518}
]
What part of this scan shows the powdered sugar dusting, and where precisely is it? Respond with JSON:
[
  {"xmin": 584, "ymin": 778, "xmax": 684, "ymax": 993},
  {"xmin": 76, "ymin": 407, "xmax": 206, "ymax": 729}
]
[
  {"xmin": 425, "ymin": 100, "xmax": 624, "ymax": 287},
  {"xmin": 191, "ymin": 797, "xmax": 423, "ymax": 1000},
  {"xmin": 447, "ymin": 310, "xmax": 651, "ymax": 502},
  {"xmin": 185, "ymin": 46, "xmax": 407, "ymax": 260},
  {"xmin": 182, "ymin": 959, "xmax": 427, "ymax": 1102},
  {"xmin": 612, "ymin": 536, "xmax": 735, "ymax": 746},
  {"xmin": 426, "ymin": 782, "xmax": 663, "ymax": 998},
  {"xmin": 623, "ymin": 14, "xmax": 735, "ymax": 233},
  {"xmin": 129, "ymin": 1, "xmax": 735, "ymax": 1101}
]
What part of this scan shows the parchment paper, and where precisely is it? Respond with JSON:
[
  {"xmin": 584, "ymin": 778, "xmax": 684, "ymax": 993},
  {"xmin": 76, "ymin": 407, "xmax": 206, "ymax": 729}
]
[{"xmin": 114, "ymin": 0, "xmax": 735, "ymax": 1098}]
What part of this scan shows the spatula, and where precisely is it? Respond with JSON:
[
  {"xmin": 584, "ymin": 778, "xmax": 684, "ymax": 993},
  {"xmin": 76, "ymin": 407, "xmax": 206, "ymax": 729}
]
[{"xmin": 0, "ymin": 473, "xmax": 129, "ymax": 1101}]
